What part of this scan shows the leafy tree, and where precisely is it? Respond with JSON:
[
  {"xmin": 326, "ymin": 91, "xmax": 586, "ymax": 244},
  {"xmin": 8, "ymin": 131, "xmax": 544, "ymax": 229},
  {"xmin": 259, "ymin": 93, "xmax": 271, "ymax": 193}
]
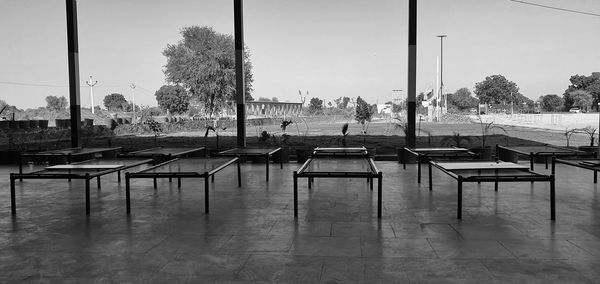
[
  {"xmin": 271, "ymin": 97, "xmax": 279, "ymax": 102},
  {"xmin": 334, "ymin": 96, "xmax": 351, "ymax": 109},
  {"xmin": 474, "ymin": 75, "xmax": 521, "ymax": 104},
  {"xmin": 568, "ymin": 89, "xmax": 593, "ymax": 110},
  {"xmin": 448, "ymin": 87, "xmax": 478, "ymax": 111},
  {"xmin": 564, "ymin": 73, "xmax": 600, "ymax": 110},
  {"xmin": 124, "ymin": 102, "xmax": 141, "ymax": 112},
  {"xmin": 45, "ymin": 95, "xmax": 68, "ymax": 111},
  {"xmin": 354, "ymin": 96, "xmax": 373, "ymax": 125},
  {"xmin": 539, "ymin": 94, "xmax": 563, "ymax": 112},
  {"xmin": 308, "ymin": 97, "xmax": 323, "ymax": 114},
  {"xmin": 103, "ymin": 93, "xmax": 128, "ymax": 111},
  {"xmin": 155, "ymin": 85, "xmax": 190, "ymax": 114},
  {"xmin": 162, "ymin": 26, "xmax": 254, "ymax": 118},
  {"xmin": 257, "ymin": 97, "xmax": 271, "ymax": 101}
]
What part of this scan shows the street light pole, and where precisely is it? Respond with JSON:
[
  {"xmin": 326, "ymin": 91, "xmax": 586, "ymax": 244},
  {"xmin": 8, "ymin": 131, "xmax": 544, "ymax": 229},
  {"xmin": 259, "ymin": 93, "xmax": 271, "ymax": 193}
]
[
  {"xmin": 392, "ymin": 89, "xmax": 403, "ymax": 116},
  {"xmin": 130, "ymin": 83, "xmax": 136, "ymax": 123},
  {"xmin": 437, "ymin": 35, "xmax": 446, "ymax": 117},
  {"xmin": 85, "ymin": 76, "xmax": 98, "ymax": 114}
]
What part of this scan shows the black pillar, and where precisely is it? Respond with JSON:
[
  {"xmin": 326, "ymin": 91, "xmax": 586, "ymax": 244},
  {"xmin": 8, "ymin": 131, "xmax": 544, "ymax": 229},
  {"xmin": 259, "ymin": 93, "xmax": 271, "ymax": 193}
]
[
  {"xmin": 66, "ymin": 0, "xmax": 82, "ymax": 147},
  {"xmin": 234, "ymin": 0, "xmax": 246, "ymax": 147},
  {"xmin": 406, "ymin": 0, "xmax": 417, "ymax": 147}
]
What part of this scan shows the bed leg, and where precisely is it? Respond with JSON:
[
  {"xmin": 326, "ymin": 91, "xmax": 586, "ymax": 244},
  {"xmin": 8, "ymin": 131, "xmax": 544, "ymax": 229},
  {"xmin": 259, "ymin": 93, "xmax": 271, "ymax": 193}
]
[
  {"xmin": 377, "ymin": 172, "xmax": 382, "ymax": 218},
  {"xmin": 10, "ymin": 176, "xmax": 16, "ymax": 215},
  {"xmin": 457, "ymin": 178, "xmax": 463, "ymax": 219},
  {"xmin": 125, "ymin": 174, "xmax": 131, "ymax": 214},
  {"xmin": 417, "ymin": 155, "xmax": 422, "ymax": 183},
  {"xmin": 550, "ymin": 175, "xmax": 556, "ymax": 221},
  {"xmin": 204, "ymin": 174, "xmax": 210, "ymax": 214},
  {"xmin": 293, "ymin": 171, "xmax": 298, "ymax": 218},
  {"xmin": 237, "ymin": 159, "xmax": 241, "ymax": 187},
  {"xmin": 428, "ymin": 162, "xmax": 433, "ymax": 190},
  {"xmin": 265, "ymin": 154, "xmax": 270, "ymax": 181},
  {"xmin": 85, "ymin": 175, "xmax": 91, "ymax": 215}
]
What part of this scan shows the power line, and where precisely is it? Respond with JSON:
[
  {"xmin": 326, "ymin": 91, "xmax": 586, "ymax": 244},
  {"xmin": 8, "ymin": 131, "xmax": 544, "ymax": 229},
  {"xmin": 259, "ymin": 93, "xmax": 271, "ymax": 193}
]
[
  {"xmin": 0, "ymin": 80, "xmax": 66, "ymax": 87},
  {"xmin": 0, "ymin": 80, "xmax": 130, "ymax": 88},
  {"xmin": 507, "ymin": 0, "xmax": 600, "ymax": 17}
]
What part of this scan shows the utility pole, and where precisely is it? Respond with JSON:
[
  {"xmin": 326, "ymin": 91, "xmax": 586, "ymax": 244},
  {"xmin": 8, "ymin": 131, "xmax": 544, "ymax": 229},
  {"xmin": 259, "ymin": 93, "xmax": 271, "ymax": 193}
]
[
  {"xmin": 392, "ymin": 89, "xmax": 403, "ymax": 116},
  {"xmin": 298, "ymin": 90, "xmax": 307, "ymax": 115},
  {"xmin": 86, "ymin": 75, "xmax": 98, "ymax": 114},
  {"xmin": 437, "ymin": 35, "xmax": 447, "ymax": 117},
  {"xmin": 130, "ymin": 83, "xmax": 136, "ymax": 123}
]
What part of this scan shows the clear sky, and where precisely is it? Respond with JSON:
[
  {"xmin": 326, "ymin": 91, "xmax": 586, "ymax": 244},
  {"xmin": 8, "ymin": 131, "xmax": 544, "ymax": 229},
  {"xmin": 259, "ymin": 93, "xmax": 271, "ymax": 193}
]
[{"xmin": 1, "ymin": 0, "xmax": 599, "ymax": 109}]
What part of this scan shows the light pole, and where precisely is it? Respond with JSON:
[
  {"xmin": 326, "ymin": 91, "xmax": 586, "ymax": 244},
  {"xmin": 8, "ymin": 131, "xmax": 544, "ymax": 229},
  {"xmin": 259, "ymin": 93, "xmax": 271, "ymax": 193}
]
[
  {"xmin": 437, "ymin": 35, "xmax": 447, "ymax": 118},
  {"xmin": 130, "ymin": 83, "xmax": 136, "ymax": 123},
  {"xmin": 85, "ymin": 76, "xmax": 98, "ymax": 114},
  {"xmin": 392, "ymin": 89, "xmax": 403, "ymax": 115}
]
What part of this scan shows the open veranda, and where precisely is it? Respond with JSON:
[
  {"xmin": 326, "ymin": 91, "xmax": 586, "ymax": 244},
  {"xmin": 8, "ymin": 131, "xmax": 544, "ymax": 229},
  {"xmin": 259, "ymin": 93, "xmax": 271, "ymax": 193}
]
[{"xmin": 1, "ymin": 139, "xmax": 600, "ymax": 282}]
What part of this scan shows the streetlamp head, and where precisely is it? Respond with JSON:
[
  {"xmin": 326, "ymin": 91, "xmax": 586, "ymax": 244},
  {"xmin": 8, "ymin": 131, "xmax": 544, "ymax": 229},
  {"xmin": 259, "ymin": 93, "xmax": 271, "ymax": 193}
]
[{"xmin": 437, "ymin": 35, "xmax": 447, "ymax": 38}]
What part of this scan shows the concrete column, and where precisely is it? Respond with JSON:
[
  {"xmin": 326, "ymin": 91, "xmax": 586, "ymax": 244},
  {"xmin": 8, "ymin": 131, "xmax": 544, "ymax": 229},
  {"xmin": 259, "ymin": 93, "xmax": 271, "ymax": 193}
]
[
  {"xmin": 66, "ymin": 0, "xmax": 82, "ymax": 147},
  {"xmin": 234, "ymin": 0, "xmax": 246, "ymax": 147},
  {"xmin": 407, "ymin": 0, "xmax": 417, "ymax": 147}
]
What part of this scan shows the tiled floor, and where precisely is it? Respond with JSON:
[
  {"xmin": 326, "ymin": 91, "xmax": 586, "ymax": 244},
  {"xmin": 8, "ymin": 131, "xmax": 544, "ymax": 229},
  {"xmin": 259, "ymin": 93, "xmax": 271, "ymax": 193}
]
[{"xmin": 1, "ymin": 160, "xmax": 600, "ymax": 283}]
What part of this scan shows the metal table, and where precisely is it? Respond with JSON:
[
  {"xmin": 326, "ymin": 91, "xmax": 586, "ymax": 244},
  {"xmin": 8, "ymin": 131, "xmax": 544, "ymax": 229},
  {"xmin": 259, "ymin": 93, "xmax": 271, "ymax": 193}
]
[
  {"xmin": 497, "ymin": 144, "xmax": 594, "ymax": 170},
  {"xmin": 218, "ymin": 147, "xmax": 282, "ymax": 181},
  {"xmin": 552, "ymin": 157, "xmax": 600, "ymax": 183},
  {"xmin": 120, "ymin": 146, "xmax": 206, "ymax": 163},
  {"xmin": 18, "ymin": 147, "xmax": 123, "ymax": 178},
  {"xmin": 125, "ymin": 157, "xmax": 240, "ymax": 214},
  {"xmin": 10, "ymin": 158, "xmax": 153, "ymax": 215},
  {"xmin": 293, "ymin": 147, "xmax": 383, "ymax": 218},
  {"xmin": 402, "ymin": 147, "xmax": 477, "ymax": 183},
  {"xmin": 429, "ymin": 160, "xmax": 555, "ymax": 220}
]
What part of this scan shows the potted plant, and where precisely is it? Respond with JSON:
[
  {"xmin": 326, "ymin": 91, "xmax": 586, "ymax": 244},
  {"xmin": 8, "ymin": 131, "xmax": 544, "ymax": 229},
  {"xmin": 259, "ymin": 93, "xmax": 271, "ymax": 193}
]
[
  {"xmin": 204, "ymin": 121, "xmax": 227, "ymax": 155},
  {"xmin": 440, "ymin": 131, "xmax": 472, "ymax": 148},
  {"xmin": 293, "ymin": 116, "xmax": 313, "ymax": 163},
  {"xmin": 340, "ymin": 123, "xmax": 349, "ymax": 147},
  {"xmin": 575, "ymin": 126, "xmax": 597, "ymax": 153},
  {"xmin": 564, "ymin": 128, "xmax": 578, "ymax": 148},
  {"xmin": 473, "ymin": 115, "xmax": 507, "ymax": 160},
  {"xmin": 272, "ymin": 119, "xmax": 293, "ymax": 163},
  {"xmin": 144, "ymin": 117, "xmax": 162, "ymax": 147}
]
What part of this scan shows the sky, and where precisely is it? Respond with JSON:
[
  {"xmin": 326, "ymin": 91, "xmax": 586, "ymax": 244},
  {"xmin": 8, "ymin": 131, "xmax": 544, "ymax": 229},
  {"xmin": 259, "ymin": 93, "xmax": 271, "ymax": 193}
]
[{"xmin": 0, "ymin": 0, "xmax": 599, "ymax": 110}]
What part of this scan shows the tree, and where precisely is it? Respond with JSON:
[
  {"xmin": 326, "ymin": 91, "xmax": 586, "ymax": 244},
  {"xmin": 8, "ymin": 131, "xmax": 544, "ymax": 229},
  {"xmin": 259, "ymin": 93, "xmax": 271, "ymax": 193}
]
[
  {"xmin": 448, "ymin": 87, "xmax": 478, "ymax": 111},
  {"xmin": 334, "ymin": 96, "xmax": 351, "ymax": 109},
  {"xmin": 45, "ymin": 95, "xmax": 68, "ymax": 111},
  {"xmin": 474, "ymin": 75, "xmax": 521, "ymax": 104},
  {"xmin": 563, "ymin": 73, "xmax": 600, "ymax": 110},
  {"xmin": 539, "ymin": 94, "xmax": 563, "ymax": 112},
  {"xmin": 568, "ymin": 89, "xmax": 593, "ymax": 111},
  {"xmin": 308, "ymin": 97, "xmax": 323, "ymax": 114},
  {"xmin": 354, "ymin": 96, "xmax": 373, "ymax": 125},
  {"xmin": 271, "ymin": 97, "xmax": 279, "ymax": 102},
  {"xmin": 155, "ymin": 85, "xmax": 190, "ymax": 114},
  {"xmin": 257, "ymin": 97, "xmax": 271, "ymax": 102},
  {"xmin": 162, "ymin": 26, "xmax": 254, "ymax": 118},
  {"xmin": 103, "ymin": 93, "xmax": 128, "ymax": 111}
]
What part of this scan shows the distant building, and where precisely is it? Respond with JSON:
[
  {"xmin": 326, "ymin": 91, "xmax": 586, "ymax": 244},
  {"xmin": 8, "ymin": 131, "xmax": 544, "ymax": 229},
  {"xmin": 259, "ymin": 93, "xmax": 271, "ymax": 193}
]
[{"xmin": 377, "ymin": 104, "xmax": 392, "ymax": 115}]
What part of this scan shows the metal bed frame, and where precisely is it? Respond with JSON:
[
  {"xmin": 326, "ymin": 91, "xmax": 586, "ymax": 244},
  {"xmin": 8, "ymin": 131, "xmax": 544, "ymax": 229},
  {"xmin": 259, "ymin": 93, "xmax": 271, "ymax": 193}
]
[
  {"xmin": 18, "ymin": 147, "xmax": 123, "ymax": 179},
  {"xmin": 428, "ymin": 160, "xmax": 555, "ymax": 220},
  {"xmin": 218, "ymin": 147, "xmax": 282, "ymax": 181},
  {"xmin": 401, "ymin": 147, "xmax": 478, "ymax": 183},
  {"xmin": 119, "ymin": 146, "xmax": 206, "ymax": 163},
  {"xmin": 125, "ymin": 157, "xmax": 241, "ymax": 214},
  {"xmin": 10, "ymin": 158, "xmax": 153, "ymax": 215},
  {"xmin": 293, "ymin": 147, "xmax": 383, "ymax": 218},
  {"xmin": 552, "ymin": 157, "xmax": 600, "ymax": 183},
  {"xmin": 496, "ymin": 144, "xmax": 595, "ymax": 170}
]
